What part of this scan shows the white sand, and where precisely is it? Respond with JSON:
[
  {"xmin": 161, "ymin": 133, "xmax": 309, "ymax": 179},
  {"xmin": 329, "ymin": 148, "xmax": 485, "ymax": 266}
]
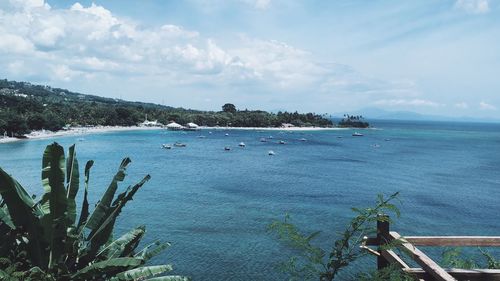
[
  {"xmin": 0, "ymin": 125, "xmax": 349, "ymax": 144},
  {"xmin": 0, "ymin": 126, "xmax": 161, "ymax": 144}
]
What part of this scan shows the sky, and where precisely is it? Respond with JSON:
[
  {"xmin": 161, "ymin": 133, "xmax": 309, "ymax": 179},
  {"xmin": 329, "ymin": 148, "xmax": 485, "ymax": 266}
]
[{"xmin": 1, "ymin": 0, "xmax": 499, "ymax": 118}]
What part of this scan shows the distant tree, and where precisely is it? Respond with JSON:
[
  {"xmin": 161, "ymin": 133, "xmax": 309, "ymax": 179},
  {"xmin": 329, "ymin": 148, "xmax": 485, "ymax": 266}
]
[{"xmin": 222, "ymin": 103, "xmax": 237, "ymax": 113}]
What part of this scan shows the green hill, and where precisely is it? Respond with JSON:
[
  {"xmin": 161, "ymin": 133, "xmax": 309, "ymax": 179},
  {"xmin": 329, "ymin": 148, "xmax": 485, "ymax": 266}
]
[{"xmin": 0, "ymin": 79, "xmax": 333, "ymax": 136}]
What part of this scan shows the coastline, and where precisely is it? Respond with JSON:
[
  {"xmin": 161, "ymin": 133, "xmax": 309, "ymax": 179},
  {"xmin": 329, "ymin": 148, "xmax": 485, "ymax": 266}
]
[
  {"xmin": 0, "ymin": 125, "xmax": 351, "ymax": 144},
  {"xmin": 200, "ymin": 126, "xmax": 347, "ymax": 131},
  {"xmin": 0, "ymin": 126, "xmax": 160, "ymax": 144}
]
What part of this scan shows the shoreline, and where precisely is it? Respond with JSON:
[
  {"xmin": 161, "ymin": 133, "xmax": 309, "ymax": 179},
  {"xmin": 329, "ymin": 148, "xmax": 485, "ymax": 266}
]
[
  {"xmin": 0, "ymin": 126, "xmax": 160, "ymax": 144},
  {"xmin": 0, "ymin": 125, "xmax": 355, "ymax": 144}
]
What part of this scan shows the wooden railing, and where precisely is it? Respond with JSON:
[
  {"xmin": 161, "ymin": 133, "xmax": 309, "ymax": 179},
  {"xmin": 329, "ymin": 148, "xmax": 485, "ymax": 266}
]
[{"xmin": 362, "ymin": 215, "xmax": 500, "ymax": 281}]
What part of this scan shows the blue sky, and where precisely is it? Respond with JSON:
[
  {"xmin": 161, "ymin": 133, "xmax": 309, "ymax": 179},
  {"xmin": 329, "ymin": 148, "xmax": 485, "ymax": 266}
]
[{"xmin": 1, "ymin": 0, "xmax": 499, "ymax": 117}]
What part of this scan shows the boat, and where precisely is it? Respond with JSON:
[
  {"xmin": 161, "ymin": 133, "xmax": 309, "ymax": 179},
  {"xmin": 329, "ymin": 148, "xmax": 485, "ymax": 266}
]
[
  {"xmin": 299, "ymin": 138, "xmax": 307, "ymax": 142},
  {"xmin": 352, "ymin": 132, "xmax": 364, "ymax": 137},
  {"xmin": 279, "ymin": 140, "xmax": 286, "ymax": 144},
  {"xmin": 260, "ymin": 138, "xmax": 267, "ymax": 142},
  {"xmin": 239, "ymin": 142, "xmax": 246, "ymax": 147},
  {"xmin": 162, "ymin": 144, "xmax": 172, "ymax": 149},
  {"xmin": 197, "ymin": 135, "xmax": 206, "ymax": 138},
  {"xmin": 268, "ymin": 136, "xmax": 274, "ymax": 139},
  {"xmin": 371, "ymin": 144, "xmax": 381, "ymax": 148},
  {"xmin": 174, "ymin": 142, "xmax": 186, "ymax": 147},
  {"xmin": 268, "ymin": 150, "xmax": 275, "ymax": 155},
  {"xmin": 225, "ymin": 133, "xmax": 229, "ymax": 136},
  {"xmin": 224, "ymin": 146, "xmax": 231, "ymax": 151}
]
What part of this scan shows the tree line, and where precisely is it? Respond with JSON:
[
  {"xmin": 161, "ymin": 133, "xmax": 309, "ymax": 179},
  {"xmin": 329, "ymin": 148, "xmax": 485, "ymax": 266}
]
[{"xmin": 0, "ymin": 80, "xmax": 334, "ymax": 136}]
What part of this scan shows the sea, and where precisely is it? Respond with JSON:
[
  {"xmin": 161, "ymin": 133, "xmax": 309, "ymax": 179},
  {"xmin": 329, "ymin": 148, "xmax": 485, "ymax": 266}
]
[{"xmin": 0, "ymin": 120, "xmax": 499, "ymax": 280}]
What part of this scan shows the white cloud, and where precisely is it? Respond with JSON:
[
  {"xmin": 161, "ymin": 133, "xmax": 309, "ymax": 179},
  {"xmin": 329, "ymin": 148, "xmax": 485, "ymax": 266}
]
[
  {"xmin": 374, "ymin": 99, "xmax": 441, "ymax": 107},
  {"xmin": 455, "ymin": 102, "xmax": 469, "ymax": 109},
  {"xmin": 454, "ymin": 0, "xmax": 490, "ymax": 14},
  {"xmin": 0, "ymin": 0, "xmax": 418, "ymax": 109},
  {"xmin": 254, "ymin": 0, "xmax": 271, "ymax": 10},
  {"xmin": 479, "ymin": 101, "xmax": 496, "ymax": 110}
]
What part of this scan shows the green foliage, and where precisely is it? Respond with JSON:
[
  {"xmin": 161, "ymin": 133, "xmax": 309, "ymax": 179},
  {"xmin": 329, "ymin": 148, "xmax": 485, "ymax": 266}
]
[
  {"xmin": 268, "ymin": 192, "xmax": 400, "ymax": 281},
  {"xmin": 0, "ymin": 79, "xmax": 333, "ymax": 136},
  {"xmin": 356, "ymin": 264, "xmax": 415, "ymax": 281},
  {"xmin": 222, "ymin": 103, "xmax": 237, "ymax": 113},
  {"xmin": 441, "ymin": 247, "xmax": 500, "ymax": 269},
  {"xmin": 0, "ymin": 142, "xmax": 188, "ymax": 280},
  {"xmin": 338, "ymin": 114, "xmax": 369, "ymax": 128}
]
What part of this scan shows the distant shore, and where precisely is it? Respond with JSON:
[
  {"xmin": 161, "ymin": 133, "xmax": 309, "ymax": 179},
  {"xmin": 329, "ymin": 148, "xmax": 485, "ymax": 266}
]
[
  {"xmin": 201, "ymin": 126, "xmax": 345, "ymax": 131},
  {"xmin": 0, "ymin": 126, "xmax": 159, "ymax": 144},
  {"xmin": 0, "ymin": 125, "xmax": 349, "ymax": 144}
]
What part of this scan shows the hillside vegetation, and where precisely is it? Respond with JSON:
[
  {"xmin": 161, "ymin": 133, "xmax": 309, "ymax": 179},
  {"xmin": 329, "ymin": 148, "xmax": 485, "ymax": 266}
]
[{"xmin": 0, "ymin": 79, "xmax": 333, "ymax": 136}]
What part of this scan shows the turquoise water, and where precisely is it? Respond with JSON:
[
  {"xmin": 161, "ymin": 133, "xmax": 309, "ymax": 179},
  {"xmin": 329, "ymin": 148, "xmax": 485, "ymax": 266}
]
[{"xmin": 1, "ymin": 120, "xmax": 499, "ymax": 280}]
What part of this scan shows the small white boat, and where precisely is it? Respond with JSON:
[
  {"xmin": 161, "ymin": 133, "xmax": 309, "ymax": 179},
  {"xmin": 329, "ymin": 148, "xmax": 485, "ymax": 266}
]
[
  {"xmin": 174, "ymin": 142, "xmax": 186, "ymax": 147},
  {"xmin": 279, "ymin": 140, "xmax": 286, "ymax": 144},
  {"xmin": 385, "ymin": 138, "xmax": 391, "ymax": 141},
  {"xmin": 260, "ymin": 138, "xmax": 267, "ymax": 142},
  {"xmin": 225, "ymin": 133, "xmax": 229, "ymax": 136},
  {"xmin": 162, "ymin": 144, "xmax": 172, "ymax": 149},
  {"xmin": 224, "ymin": 146, "xmax": 231, "ymax": 151},
  {"xmin": 352, "ymin": 132, "xmax": 364, "ymax": 137},
  {"xmin": 268, "ymin": 150, "xmax": 275, "ymax": 155},
  {"xmin": 372, "ymin": 144, "xmax": 381, "ymax": 148},
  {"xmin": 299, "ymin": 138, "xmax": 307, "ymax": 142},
  {"xmin": 197, "ymin": 135, "xmax": 206, "ymax": 138},
  {"xmin": 239, "ymin": 142, "xmax": 246, "ymax": 147},
  {"xmin": 209, "ymin": 131, "xmax": 213, "ymax": 134},
  {"xmin": 268, "ymin": 136, "xmax": 274, "ymax": 139}
]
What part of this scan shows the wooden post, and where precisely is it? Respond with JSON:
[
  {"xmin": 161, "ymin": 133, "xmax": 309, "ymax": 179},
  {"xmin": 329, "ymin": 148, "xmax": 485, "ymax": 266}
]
[{"xmin": 377, "ymin": 214, "xmax": 390, "ymax": 270}]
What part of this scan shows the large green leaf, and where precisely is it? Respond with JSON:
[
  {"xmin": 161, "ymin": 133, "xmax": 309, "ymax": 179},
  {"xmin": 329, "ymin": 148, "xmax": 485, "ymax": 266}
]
[
  {"xmin": 71, "ymin": 257, "xmax": 144, "ymax": 280},
  {"xmin": 145, "ymin": 276, "xmax": 191, "ymax": 281},
  {"xmin": 0, "ymin": 203, "xmax": 14, "ymax": 229},
  {"xmin": 87, "ymin": 175, "xmax": 151, "ymax": 255},
  {"xmin": 97, "ymin": 226, "xmax": 146, "ymax": 259},
  {"xmin": 66, "ymin": 144, "xmax": 80, "ymax": 225},
  {"xmin": 135, "ymin": 240, "xmax": 171, "ymax": 262},
  {"xmin": 0, "ymin": 167, "xmax": 46, "ymax": 267},
  {"xmin": 39, "ymin": 143, "xmax": 68, "ymax": 269},
  {"xmin": 85, "ymin": 158, "xmax": 131, "ymax": 232},
  {"xmin": 77, "ymin": 160, "xmax": 94, "ymax": 232},
  {"xmin": 108, "ymin": 264, "xmax": 173, "ymax": 281}
]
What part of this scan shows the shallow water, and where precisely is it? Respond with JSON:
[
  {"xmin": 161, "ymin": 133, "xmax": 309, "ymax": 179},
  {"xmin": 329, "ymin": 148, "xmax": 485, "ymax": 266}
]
[{"xmin": 1, "ymin": 120, "xmax": 499, "ymax": 280}]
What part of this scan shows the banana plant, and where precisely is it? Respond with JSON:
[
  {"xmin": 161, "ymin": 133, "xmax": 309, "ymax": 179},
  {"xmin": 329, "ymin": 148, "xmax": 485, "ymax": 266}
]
[{"xmin": 0, "ymin": 142, "xmax": 189, "ymax": 281}]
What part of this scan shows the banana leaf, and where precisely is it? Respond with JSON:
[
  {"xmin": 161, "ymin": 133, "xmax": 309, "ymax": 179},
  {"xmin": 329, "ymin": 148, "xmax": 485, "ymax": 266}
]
[
  {"xmin": 39, "ymin": 143, "xmax": 69, "ymax": 268},
  {"xmin": 145, "ymin": 276, "xmax": 191, "ymax": 281},
  {"xmin": 135, "ymin": 240, "xmax": 171, "ymax": 262},
  {"xmin": 97, "ymin": 226, "xmax": 146, "ymax": 259},
  {"xmin": 85, "ymin": 158, "xmax": 131, "ymax": 232},
  {"xmin": 108, "ymin": 264, "xmax": 173, "ymax": 281},
  {"xmin": 71, "ymin": 257, "xmax": 144, "ymax": 280},
  {"xmin": 66, "ymin": 144, "xmax": 79, "ymax": 225},
  {"xmin": 87, "ymin": 175, "xmax": 151, "ymax": 255},
  {"xmin": 77, "ymin": 160, "xmax": 94, "ymax": 232},
  {"xmin": 0, "ymin": 203, "xmax": 14, "ymax": 229},
  {"xmin": 0, "ymin": 167, "xmax": 46, "ymax": 267}
]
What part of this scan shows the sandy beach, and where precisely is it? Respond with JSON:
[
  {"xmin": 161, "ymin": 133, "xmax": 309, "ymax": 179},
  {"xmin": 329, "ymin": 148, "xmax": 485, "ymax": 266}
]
[
  {"xmin": 0, "ymin": 126, "xmax": 161, "ymax": 144},
  {"xmin": 0, "ymin": 125, "xmax": 351, "ymax": 144}
]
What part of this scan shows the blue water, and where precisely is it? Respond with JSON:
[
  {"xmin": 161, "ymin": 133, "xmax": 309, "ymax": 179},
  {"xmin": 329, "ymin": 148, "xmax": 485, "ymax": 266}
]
[{"xmin": 1, "ymin": 120, "xmax": 499, "ymax": 280}]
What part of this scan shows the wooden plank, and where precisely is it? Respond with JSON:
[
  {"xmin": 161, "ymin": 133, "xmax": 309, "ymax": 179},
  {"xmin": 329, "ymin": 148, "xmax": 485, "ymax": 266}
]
[
  {"xmin": 402, "ymin": 236, "xmax": 500, "ymax": 247},
  {"xmin": 390, "ymin": 231, "xmax": 457, "ymax": 281},
  {"xmin": 366, "ymin": 236, "xmax": 500, "ymax": 247},
  {"xmin": 405, "ymin": 268, "xmax": 500, "ymax": 281},
  {"xmin": 381, "ymin": 249, "xmax": 410, "ymax": 269}
]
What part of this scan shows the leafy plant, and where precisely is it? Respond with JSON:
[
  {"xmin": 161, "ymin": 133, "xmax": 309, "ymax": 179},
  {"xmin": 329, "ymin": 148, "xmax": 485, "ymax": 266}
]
[
  {"xmin": 268, "ymin": 192, "xmax": 401, "ymax": 281},
  {"xmin": 441, "ymin": 247, "xmax": 500, "ymax": 270},
  {"xmin": 0, "ymin": 142, "xmax": 188, "ymax": 281}
]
